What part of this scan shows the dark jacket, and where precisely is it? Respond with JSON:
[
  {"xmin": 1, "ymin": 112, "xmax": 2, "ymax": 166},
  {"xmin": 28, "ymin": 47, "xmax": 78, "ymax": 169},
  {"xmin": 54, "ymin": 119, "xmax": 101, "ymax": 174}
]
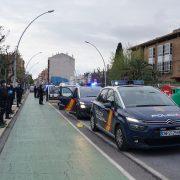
[
  {"xmin": 16, "ymin": 86, "xmax": 23, "ymax": 97},
  {"xmin": 7, "ymin": 86, "xmax": 15, "ymax": 100},
  {"xmin": 0, "ymin": 86, "xmax": 8, "ymax": 108},
  {"xmin": 38, "ymin": 86, "xmax": 44, "ymax": 97}
]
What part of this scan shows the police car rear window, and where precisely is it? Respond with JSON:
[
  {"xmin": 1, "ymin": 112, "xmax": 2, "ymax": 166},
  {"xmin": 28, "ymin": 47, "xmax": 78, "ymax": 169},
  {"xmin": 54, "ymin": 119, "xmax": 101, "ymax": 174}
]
[{"xmin": 118, "ymin": 86, "xmax": 175, "ymax": 108}]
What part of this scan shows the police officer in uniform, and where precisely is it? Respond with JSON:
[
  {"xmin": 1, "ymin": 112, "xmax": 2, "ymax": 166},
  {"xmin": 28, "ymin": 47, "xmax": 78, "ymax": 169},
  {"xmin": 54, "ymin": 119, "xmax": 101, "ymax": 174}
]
[
  {"xmin": 9, "ymin": 83, "xmax": 15, "ymax": 114},
  {"xmin": 34, "ymin": 85, "xmax": 37, "ymax": 98},
  {"xmin": 38, "ymin": 85, "xmax": 44, "ymax": 105},
  {"xmin": 5, "ymin": 83, "xmax": 13, "ymax": 119},
  {"xmin": 16, "ymin": 84, "xmax": 23, "ymax": 107},
  {"xmin": 0, "ymin": 80, "xmax": 8, "ymax": 127},
  {"xmin": 6, "ymin": 83, "xmax": 15, "ymax": 118}
]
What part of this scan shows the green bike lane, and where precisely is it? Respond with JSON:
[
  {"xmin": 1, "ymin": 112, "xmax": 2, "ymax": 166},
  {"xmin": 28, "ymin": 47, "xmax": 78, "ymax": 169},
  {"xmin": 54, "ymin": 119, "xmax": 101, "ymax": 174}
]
[{"xmin": 0, "ymin": 94, "xmax": 129, "ymax": 180}]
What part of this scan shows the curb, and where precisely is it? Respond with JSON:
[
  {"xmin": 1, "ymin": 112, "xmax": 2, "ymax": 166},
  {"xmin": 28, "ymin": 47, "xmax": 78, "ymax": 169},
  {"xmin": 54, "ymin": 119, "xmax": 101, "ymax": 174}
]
[{"xmin": 0, "ymin": 92, "xmax": 29, "ymax": 154}]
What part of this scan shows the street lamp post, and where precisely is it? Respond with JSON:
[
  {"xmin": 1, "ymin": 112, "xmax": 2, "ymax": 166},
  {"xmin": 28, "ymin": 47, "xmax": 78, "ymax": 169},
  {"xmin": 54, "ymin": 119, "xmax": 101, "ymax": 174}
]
[
  {"xmin": 27, "ymin": 61, "xmax": 40, "ymax": 73},
  {"xmin": 24, "ymin": 61, "xmax": 40, "ymax": 87},
  {"xmin": 13, "ymin": 10, "xmax": 54, "ymax": 86},
  {"xmin": 25, "ymin": 52, "xmax": 42, "ymax": 70},
  {"xmin": 85, "ymin": 41, "xmax": 107, "ymax": 86}
]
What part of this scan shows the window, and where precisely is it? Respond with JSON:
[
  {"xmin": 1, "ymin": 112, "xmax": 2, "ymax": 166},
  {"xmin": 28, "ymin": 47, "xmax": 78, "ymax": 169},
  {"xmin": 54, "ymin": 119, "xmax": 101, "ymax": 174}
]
[
  {"xmin": 156, "ymin": 43, "xmax": 173, "ymax": 74},
  {"xmin": 61, "ymin": 87, "xmax": 73, "ymax": 97},
  {"xmin": 149, "ymin": 48, "xmax": 155, "ymax": 58},
  {"xmin": 164, "ymin": 43, "xmax": 172, "ymax": 55},
  {"xmin": 118, "ymin": 86, "xmax": 175, "ymax": 108},
  {"xmin": 114, "ymin": 92, "xmax": 123, "ymax": 108},
  {"xmin": 157, "ymin": 45, "xmax": 164, "ymax": 73},
  {"xmin": 97, "ymin": 89, "xmax": 109, "ymax": 103},
  {"xmin": 157, "ymin": 45, "xmax": 163, "ymax": 56},
  {"xmin": 149, "ymin": 58, "xmax": 154, "ymax": 65},
  {"xmin": 107, "ymin": 89, "xmax": 114, "ymax": 102},
  {"xmin": 157, "ymin": 63, "xmax": 163, "ymax": 72},
  {"xmin": 148, "ymin": 47, "xmax": 155, "ymax": 65},
  {"xmin": 164, "ymin": 61, "xmax": 172, "ymax": 73}
]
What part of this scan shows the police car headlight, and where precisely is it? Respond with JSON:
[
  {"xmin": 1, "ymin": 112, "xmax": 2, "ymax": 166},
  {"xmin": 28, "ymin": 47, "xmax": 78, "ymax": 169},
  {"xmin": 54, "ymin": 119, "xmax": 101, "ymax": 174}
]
[
  {"xmin": 80, "ymin": 104, "xmax": 86, "ymax": 109},
  {"xmin": 127, "ymin": 117, "xmax": 147, "ymax": 131},
  {"xmin": 126, "ymin": 117, "xmax": 142, "ymax": 123},
  {"xmin": 80, "ymin": 102, "xmax": 86, "ymax": 108}
]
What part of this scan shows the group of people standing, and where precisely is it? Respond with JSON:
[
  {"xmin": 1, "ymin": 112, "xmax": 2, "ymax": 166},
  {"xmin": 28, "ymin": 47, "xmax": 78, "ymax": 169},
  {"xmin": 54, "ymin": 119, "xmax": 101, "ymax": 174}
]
[
  {"xmin": 0, "ymin": 80, "xmax": 23, "ymax": 128},
  {"xmin": 34, "ymin": 85, "xmax": 44, "ymax": 105}
]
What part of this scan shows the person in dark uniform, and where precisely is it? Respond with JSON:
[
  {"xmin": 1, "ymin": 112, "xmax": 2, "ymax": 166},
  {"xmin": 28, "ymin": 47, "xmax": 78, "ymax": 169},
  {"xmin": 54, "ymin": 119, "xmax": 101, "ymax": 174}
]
[
  {"xmin": 34, "ymin": 85, "xmax": 37, "ymax": 98},
  {"xmin": 38, "ymin": 85, "xmax": 44, "ymax": 105},
  {"xmin": 9, "ymin": 83, "xmax": 15, "ymax": 114},
  {"xmin": 5, "ymin": 83, "xmax": 14, "ymax": 119},
  {"xmin": 0, "ymin": 80, "xmax": 8, "ymax": 127},
  {"xmin": 46, "ymin": 85, "xmax": 49, "ymax": 101},
  {"xmin": 36, "ymin": 86, "xmax": 39, "ymax": 98},
  {"xmin": 16, "ymin": 84, "xmax": 23, "ymax": 107}
]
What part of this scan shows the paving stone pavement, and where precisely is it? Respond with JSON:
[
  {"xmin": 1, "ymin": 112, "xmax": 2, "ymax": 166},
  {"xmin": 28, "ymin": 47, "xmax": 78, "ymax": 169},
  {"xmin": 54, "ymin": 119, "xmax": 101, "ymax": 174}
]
[{"xmin": 0, "ymin": 94, "xmax": 128, "ymax": 180}]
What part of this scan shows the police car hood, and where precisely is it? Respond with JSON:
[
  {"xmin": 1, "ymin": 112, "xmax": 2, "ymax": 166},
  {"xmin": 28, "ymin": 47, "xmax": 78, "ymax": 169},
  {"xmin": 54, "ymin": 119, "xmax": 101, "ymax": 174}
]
[
  {"xmin": 125, "ymin": 106, "xmax": 180, "ymax": 121},
  {"xmin": 79, "ymin": 97, "xmax": 96, "ymax": 105}
]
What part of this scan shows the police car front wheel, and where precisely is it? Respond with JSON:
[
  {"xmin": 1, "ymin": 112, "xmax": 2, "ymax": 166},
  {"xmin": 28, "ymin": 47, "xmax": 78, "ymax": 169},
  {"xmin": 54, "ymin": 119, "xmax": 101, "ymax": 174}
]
[{"xmin": 115, "ymin": 125, "xmax": 128, "ymax": 151}]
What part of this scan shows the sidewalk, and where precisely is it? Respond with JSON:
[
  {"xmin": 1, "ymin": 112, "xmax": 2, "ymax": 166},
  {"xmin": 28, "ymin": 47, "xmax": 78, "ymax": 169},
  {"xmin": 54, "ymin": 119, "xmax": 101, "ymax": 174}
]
[
  {"xmin": 0, "ymin": 94, "xmax": 128, "ymax": 180},
  {"xmin": 0, "ymin": 96, "xmax": 26, "ymax": 137}
]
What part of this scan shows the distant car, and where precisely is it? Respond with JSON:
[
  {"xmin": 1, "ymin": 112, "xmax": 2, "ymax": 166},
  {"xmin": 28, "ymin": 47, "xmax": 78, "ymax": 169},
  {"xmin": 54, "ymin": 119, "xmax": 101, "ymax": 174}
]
[
  {"xmin": 58, "ymin": 85, "xmax": 101, "ymax": 119},
  {"xmin": 29, "ymin": 85, "xmax": 34, "ymax": 92},
  {"xmin": 91, "ymin": 85, "xmax": 180, "ymax": 150},
  {"xmin": 49, "ymin": 86, "xmax": 60, "ymax": 100}
]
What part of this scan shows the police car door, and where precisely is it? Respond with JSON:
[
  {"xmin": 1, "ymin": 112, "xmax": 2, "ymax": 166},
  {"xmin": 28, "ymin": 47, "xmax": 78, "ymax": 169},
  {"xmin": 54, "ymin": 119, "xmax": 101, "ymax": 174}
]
[
  {"xmin": 102, "ymin": 89, "xmax": 115, "ymax": 132},
  {"xmin": 95, "ymin": 88, "xmax": 109, "ymax": 128},
  {"xmin": 59, "ymin": 87, "xmax": 74, "ymax": 110}
]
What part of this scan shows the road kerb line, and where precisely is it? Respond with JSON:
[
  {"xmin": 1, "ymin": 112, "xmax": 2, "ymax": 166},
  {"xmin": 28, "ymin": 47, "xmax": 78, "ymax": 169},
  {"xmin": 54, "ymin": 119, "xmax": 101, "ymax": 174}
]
[
  {"xmin": 123, "ymin": 152, "xmax": 169, "ymax": 180},
  {"xmin": 49, "ymin": 103, "xmax": 135, "ymax": 180},
  {"xmin": 81, "ymin": 121, "xmax": 169, "ymax": 180}
]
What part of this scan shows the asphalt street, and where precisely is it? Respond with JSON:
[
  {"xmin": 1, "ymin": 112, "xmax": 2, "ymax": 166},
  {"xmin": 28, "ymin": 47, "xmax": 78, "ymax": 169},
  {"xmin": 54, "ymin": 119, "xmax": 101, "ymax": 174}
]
[{"xmin": 50, "ymin": 100, "xmax": 180, "ymax": 180}]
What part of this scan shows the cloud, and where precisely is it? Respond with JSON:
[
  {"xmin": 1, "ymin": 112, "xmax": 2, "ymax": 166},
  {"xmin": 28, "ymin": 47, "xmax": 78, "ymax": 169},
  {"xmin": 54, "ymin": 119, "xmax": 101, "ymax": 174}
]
[{"xmin": 0, "ymin": 0, "xmax": 180, "ymax": 78}]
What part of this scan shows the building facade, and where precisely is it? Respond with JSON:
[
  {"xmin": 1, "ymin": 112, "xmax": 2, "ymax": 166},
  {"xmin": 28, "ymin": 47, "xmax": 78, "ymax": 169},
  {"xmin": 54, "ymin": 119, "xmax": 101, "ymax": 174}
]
[
  {"xmin": 130, "ymin": 29, "xmax": 180, "ymax": 82},
  {"xmin": 38, "ymin": 68, "xmax": 48, "ymax": 84},
  {"xmin": 48, "ymin": 53, "xmax": 75, "ymax": 84}
]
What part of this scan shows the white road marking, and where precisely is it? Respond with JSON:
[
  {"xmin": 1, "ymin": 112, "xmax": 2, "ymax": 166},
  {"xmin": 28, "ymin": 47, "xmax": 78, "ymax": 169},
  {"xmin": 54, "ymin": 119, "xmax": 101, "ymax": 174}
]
[
  {"xmin": 49, "ymin": 103, "xmax": 135, "ymax": 180},
  {"xmin": 50, "ymin": 104, "xmax": 168, "ymax": 180},
  {"xmin": 80, "ymin": 120, "xmax": 169, "ymax": 180}
]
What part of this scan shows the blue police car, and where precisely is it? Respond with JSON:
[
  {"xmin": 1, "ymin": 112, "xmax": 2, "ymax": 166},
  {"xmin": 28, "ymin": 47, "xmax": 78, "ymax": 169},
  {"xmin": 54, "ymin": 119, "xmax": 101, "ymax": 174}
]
[
  {"xmin": 91, "ymin": 85, "xmax": 180, "ymax": 150},
  {"xmin": 58, "ymin": 85, "xmax": 101, "ymax": 119}
]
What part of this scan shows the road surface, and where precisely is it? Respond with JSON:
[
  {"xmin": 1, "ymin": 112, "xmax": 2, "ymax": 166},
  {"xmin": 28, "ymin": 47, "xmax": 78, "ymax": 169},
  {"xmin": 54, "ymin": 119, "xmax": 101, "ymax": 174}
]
[{"xmin": 0, "ymin": 94, "xmax": 129, "ymax": 180}]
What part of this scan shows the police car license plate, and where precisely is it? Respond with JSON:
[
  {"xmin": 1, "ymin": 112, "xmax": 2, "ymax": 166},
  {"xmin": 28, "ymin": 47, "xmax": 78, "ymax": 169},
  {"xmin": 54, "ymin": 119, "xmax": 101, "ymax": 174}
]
[{"xmin": 160, "ymin": 130, "xmax": 180, "ymax": 137}]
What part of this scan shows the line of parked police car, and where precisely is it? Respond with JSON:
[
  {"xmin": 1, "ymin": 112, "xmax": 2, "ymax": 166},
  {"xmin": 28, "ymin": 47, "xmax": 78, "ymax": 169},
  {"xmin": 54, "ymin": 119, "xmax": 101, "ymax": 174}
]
[{"xmin": 46, "ymin": 80, "xmax": 180, "ymax": 151}]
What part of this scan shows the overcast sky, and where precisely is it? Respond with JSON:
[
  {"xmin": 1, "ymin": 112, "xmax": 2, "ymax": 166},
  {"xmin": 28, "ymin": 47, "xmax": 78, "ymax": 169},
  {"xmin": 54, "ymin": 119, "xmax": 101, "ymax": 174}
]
[{"xmin": 0, "ymin": 0, "xmax": 180, "ymax": 78}]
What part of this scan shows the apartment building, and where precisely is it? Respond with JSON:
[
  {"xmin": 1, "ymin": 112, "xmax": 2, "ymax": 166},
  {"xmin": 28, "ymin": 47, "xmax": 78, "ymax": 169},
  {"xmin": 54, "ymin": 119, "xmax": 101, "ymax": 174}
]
[
  {"xmin": 48, "ymin": 53, "xmax": 75, "ymax": 84},
  {"xmin": 130, "ymin": 28, "xmax": 180, "ymax": 82}
]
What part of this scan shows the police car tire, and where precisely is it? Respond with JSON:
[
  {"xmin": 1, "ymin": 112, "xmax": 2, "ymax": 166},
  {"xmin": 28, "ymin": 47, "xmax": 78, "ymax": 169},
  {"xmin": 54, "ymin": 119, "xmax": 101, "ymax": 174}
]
[
  {"xmin": 76, "ymin": 109, "xmax": 83, "ymax": 120},
  {"xmin": 59, "ymin": 105, "xmax": 64, "ymax": 110},
  {"xmin": 115, "ymin": 125, "xmax": 128, "ymax": 151},
  {"xmin": 90, "ymin": 115, "xmax": 98, "ymax": 131}
]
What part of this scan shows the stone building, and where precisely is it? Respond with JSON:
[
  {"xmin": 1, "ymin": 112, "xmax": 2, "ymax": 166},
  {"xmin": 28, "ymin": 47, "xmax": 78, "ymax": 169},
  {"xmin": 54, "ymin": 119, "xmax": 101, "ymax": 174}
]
[
  {"xmin": 48, "ymin": 53, "xmax": 75, "ymax": 84},
  {"xmin": 130, "ymin": 28, "xmax": 180, "ymax": 82}
]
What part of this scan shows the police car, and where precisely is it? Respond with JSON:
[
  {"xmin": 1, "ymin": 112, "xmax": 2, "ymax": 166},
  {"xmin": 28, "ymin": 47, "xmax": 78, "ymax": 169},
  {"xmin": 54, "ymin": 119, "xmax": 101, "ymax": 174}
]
[
  {"xmin": 49, "ymin": 86, "xmax": 60, "ymax": 100},
  {"xmin": 58, "ymin": 85, "xmax": 101, "ymax": 119},
  {"xmin": 90, "ymin": 85, "xmax": 180, "ymax": 150}
]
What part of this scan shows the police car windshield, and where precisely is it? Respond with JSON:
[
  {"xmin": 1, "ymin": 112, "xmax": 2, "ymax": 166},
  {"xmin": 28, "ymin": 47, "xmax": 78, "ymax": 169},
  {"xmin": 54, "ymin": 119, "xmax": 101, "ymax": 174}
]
[
  {"xmin": 118, "ymin": 86, "xmax": 175, "ymax": 108},
  {"xmin": 80, "ymin": 87, "xmax": 101, "ymax": 98}
]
